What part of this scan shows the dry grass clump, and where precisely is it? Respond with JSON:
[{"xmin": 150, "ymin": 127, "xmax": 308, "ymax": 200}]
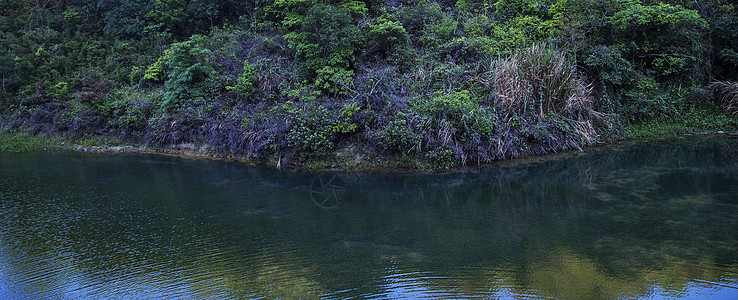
[
  {"xmin": 710, "ymin": 81, "xmax": 738, "ymax": 115},
  {"xmin": 494, "ymin": 43, "xmax": 603, "ymax": 143},
  {"xmin": 495, "ymin": 43, "xmax": 596, "ymax": 118}
]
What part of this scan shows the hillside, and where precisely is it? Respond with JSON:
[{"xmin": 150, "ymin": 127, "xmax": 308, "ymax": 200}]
[{"xmin": 1, "ymin": 0, "xmax": 737, "ymax": 168}]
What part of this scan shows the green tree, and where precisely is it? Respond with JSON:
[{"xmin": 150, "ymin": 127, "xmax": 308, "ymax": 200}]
[
  {"xmin": 697, "ymin": 0, "xmax": 738, "ymax": 80},
  {"xmin": 160, "ymin": 35, "xmax": 216, "ymax": 108},
  {"xmin": 101, "ymin": 0, "xmax": 153, "ymax": 39},
  {"xmin": 145, "ymin": 0, "xmax": 186, "ymax": 36},
  {"xmin": 227, "ymin": 61, "xmax": 257, "ymax": 99},
  {"xmin": 609, "ymin": 1, "xmax": 709, "ymax": 82},
  {"xmin": 546, "ymin": 0, "xmax": 619, "ymax": 51},
  {"xmin": 494, "ymin": 0, "xmax": 552, "ymax": 22},
  {"xmin": 287, "ymin": 4, "xmax": 363, "ymax": 94},
  {"xmin": 365, "ymin": 17, "xmax": 412, "ymax": 63}
]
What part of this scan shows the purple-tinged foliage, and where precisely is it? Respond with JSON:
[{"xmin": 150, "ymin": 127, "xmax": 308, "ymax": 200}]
[
  {"xmin": 75, "ymin": 67, "xmax": 114, "ymax": 105},
  {"xmin": 0, "ymin": 23, "xmax": 621, "ymax": 169}
]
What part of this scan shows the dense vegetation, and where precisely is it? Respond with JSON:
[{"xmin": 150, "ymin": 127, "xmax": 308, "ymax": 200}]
[{"xmin": 1, "ymin": 0, "xmax": 737, "ymax": 168}]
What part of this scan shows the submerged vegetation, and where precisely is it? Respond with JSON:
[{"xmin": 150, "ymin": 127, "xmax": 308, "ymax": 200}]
[{"xmin": 1, "ymin": 0, "xmax": 737, "ymax": 168}]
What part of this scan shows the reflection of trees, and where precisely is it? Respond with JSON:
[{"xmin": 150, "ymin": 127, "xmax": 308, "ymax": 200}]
[
  {"xmin": 0, "ymin": 135, "xmax": 737, "ymax": 299},
  {"xmin": 0, "ymin": 152, "xmax": 326, "ymax": 299},
  {"xmin": 291, "ymin": 136, "xmax": 738, "ymax": 298}
]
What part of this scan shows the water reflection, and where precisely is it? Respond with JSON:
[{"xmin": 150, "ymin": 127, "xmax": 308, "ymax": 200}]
[{"xmin": 0, "ymin": 136, "xmax": 737, "ymax": 299}]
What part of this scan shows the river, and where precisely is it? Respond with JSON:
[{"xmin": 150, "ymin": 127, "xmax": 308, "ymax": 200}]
[{"xmin": 1, "ymin": 136, "xmax": 737, "ymax": 299}]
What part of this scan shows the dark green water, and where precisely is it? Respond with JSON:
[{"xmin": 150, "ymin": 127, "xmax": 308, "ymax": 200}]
[{"xmin": 1, "ymin": 136, "xmax": 737, "ymax": 299}]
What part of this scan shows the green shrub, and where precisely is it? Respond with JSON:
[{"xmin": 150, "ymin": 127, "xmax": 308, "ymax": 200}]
[
  {"xmin": 608, "ymin": 2, "xmax": 708, "ymax": 82},
  {"xmin": 110, "ymin": 88, "xmax": 157, "ymax": 132},
  {"xmin": 583, "ymin": 46, "xmax": 635, "ymax": 89},
  {"xmin": 286, "ymin": 4, "xmax": 363, "ymax": 95},
  {"xmin": 410, "ymin": 90, "xmax": 501, "ymax": 163},
  {"xmin": 48, "ymin": 81, "xmax": 71, "ymax": 101},
  {"xmin": 286, "ymin": 102, "xmax": 336, "ymax": 155},
  {"xmin": 413, "ymin": 90, "xmax": 476, "ymax": 118},
  {"xmin": 442, "ymin": 35, "xmax": 495, "ymax": 63},
  {"xmin": 397, "ymin": 0, "xmax": 459, "ymax": 50},
  {"xmin": 314, "ymin": 65, "xmax": 355, "ymax": 95},
  {"xmin": 366, "ymin": 17, "xmax": 412, "ymax": 63},
  {"xmin": 421, "ymin": 13, "xmax": 458, "ymax": 48},
  {"xmin": 622, "ymin": 76, "xmax": 668, "ymax": 121},
  {"xmin": 332, "ymin": 102, "xmax": 360, "ymax": 134},
  {"xmin": 161, "ymin": 35, "xmax": 216, "ymax": 109},
  {"xmin": 375, "ymin": 112, "xmax": 423, "ymax": 154},
  {"xmin": 143, "ymin": 53, "xmax": 168, "ymax": 83},
  {"xmin": 227, "ymin": 61, "xmax": 257, "ymax": 99},
  {"xmin": 252, "ymin": 56, "xmax": 293, "ymax": 101},
  {"xmin": 424, "ymin": 146, "xmax": 456, "ymax": 169}
]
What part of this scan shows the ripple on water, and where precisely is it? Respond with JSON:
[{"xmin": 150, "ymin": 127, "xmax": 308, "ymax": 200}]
[{"xmin": 1, "ymin": 142, "xmax": 738, "ymax": 299}]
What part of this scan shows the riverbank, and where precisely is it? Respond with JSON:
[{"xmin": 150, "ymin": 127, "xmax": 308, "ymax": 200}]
[
  {"xmin": 0, "ymin": 130, "xmax": 445, "ymax": 170},
  {"xmin": 3, "ymin": 118, "xmax": 737, "ymax": 171}
]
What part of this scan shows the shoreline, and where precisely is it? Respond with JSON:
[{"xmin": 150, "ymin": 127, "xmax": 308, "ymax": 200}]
[
  {"xmin": 65, "ymin": 131, "xmax": 738, "ymax": 172},
  {"xmin": 3, "ymin": 130, "xmax": 737, "ymax": 172}
]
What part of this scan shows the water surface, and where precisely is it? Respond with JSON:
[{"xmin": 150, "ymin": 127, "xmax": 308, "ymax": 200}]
[{"xmin": 1, "ymin": 136, "xmax": 737, "ymax": 299}]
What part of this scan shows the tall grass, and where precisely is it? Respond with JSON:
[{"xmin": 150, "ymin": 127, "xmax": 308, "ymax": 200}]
[
  {"xmin": 494, "ymin": 43, "xmax": 602, "ymax": 143},
  {"xmin": 710, "ymin": 81, "xmax": 738, "ymax": 115},
  {"xmin": 495, "ymin": 44, "xmax": 596, "ymax": 117}
]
